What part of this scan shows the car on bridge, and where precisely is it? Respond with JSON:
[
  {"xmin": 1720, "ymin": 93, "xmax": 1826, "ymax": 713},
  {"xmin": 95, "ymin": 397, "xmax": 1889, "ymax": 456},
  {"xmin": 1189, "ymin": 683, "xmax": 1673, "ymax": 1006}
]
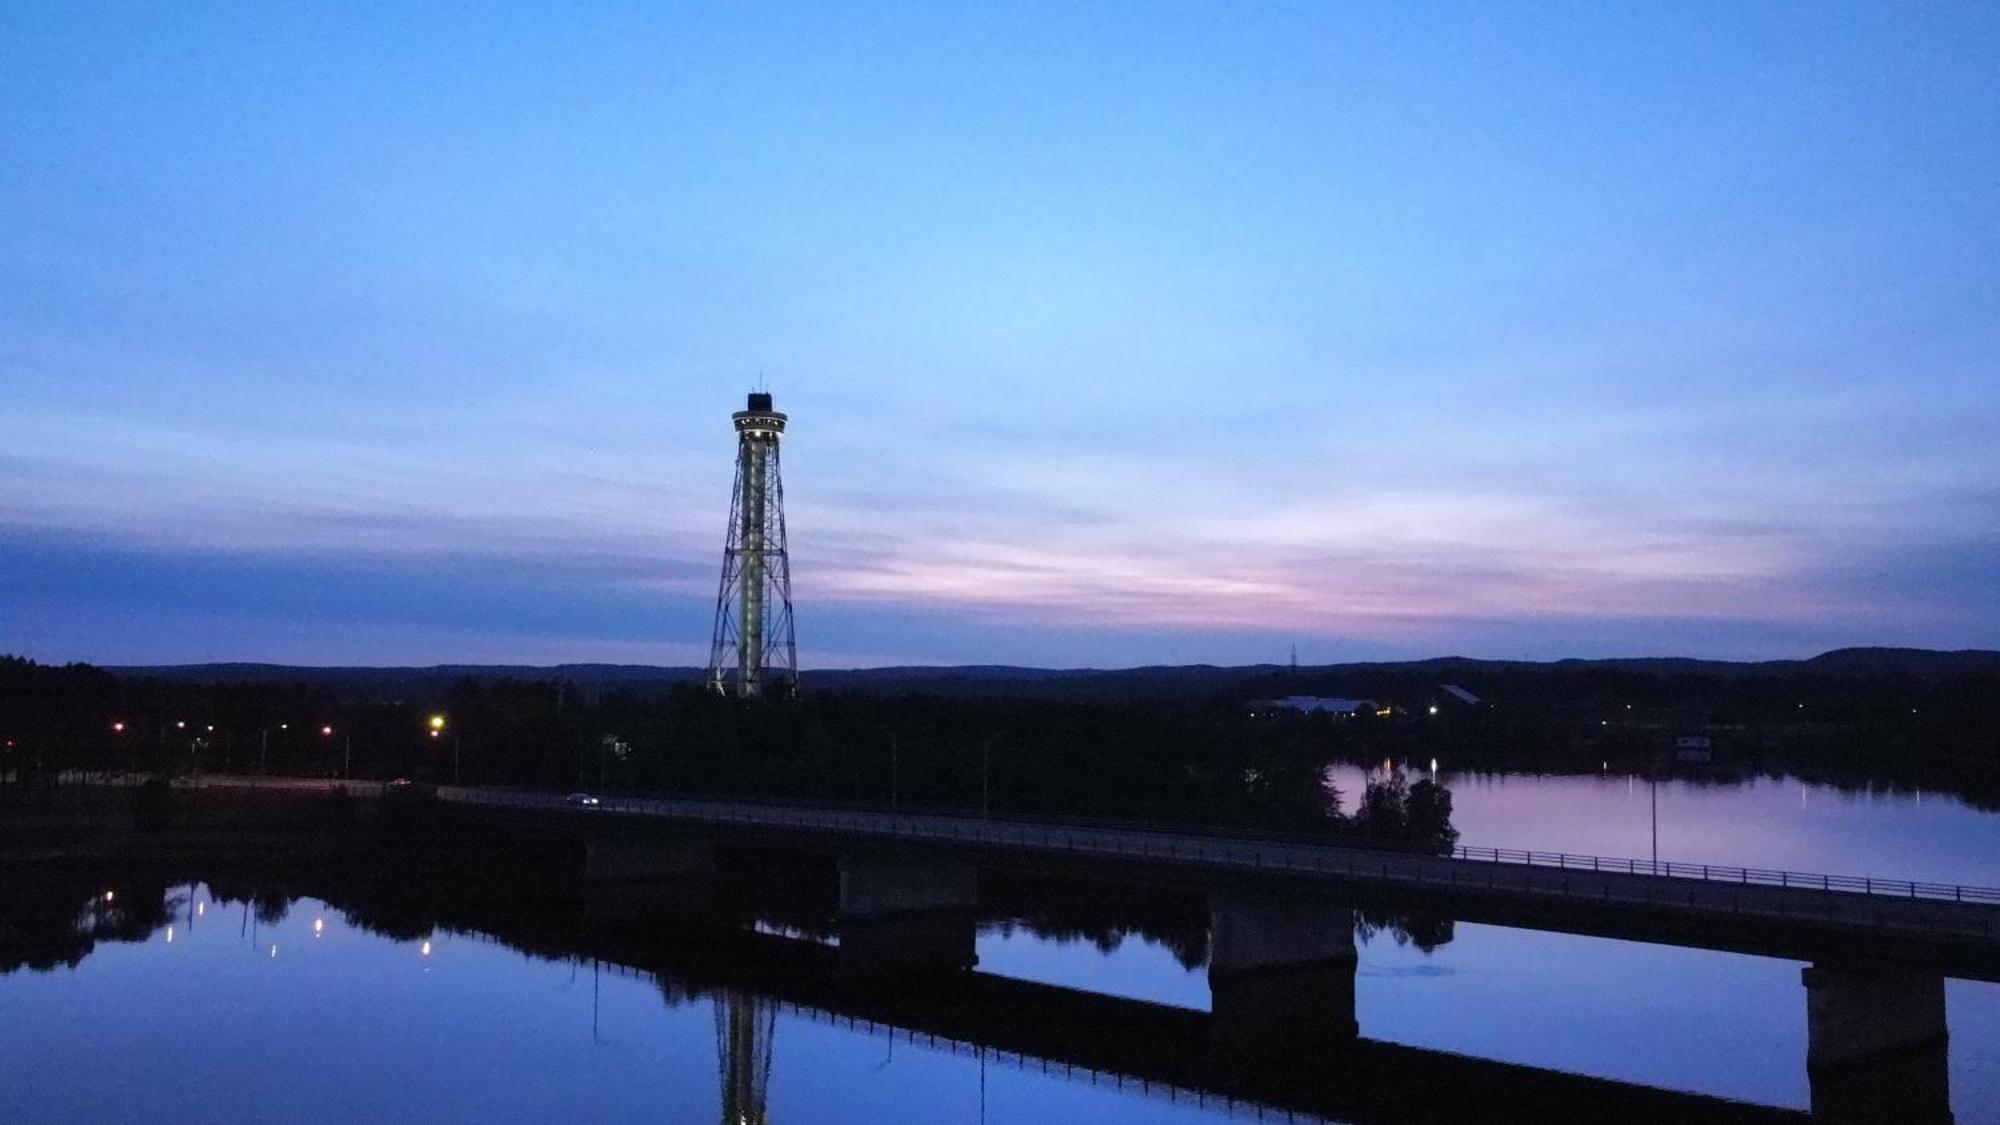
[{"xmin": 564, "ymin": 792, "xmax": 602, "ymax": 809}]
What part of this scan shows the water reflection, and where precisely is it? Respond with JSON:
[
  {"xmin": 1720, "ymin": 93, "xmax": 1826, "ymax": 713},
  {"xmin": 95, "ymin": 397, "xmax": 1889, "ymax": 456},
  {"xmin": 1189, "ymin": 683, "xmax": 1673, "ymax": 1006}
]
[
  {"xmin": 718, "ymin": 990, "xmax": 777, "ymax": 1125},
  {"xmin": 0, "ymin": 862, "xmax": 1756, "ymax": 1123},
  {"xmin": 0, "ymin": 874, "xmax": 179, "ymax": 974},
  {"xmin": 1, "ymin": 833, "xmax": 1991, "ymax": 1123}
]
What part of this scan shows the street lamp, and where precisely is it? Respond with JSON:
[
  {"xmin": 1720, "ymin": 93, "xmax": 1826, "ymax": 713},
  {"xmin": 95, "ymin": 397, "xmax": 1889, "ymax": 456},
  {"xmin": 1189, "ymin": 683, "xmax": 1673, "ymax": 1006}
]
[
  {"xmin": 150, "ymin": 721, "xmax": 188, "ymax": 780},
  {"xmin": 877, "ymin": 726, "xmax": 900, "ymax": 809},
  {"xmin": 260, "ymin": 723, "xmax": 288, "ymax": 776},
  {"xmin": 980, "ymin": 733, "xmax": 1004, "ymax": 820},
  {"xmin": 428, "ymin": 715, "xmax": 460, "ymax": 785},
  {"xmin": 321, "ymin": 725, "xmax": 350, "ymax": 780},
  {"xmin": 188, "ymin": 726, "xmax": 214, "ymax": 782},
  {"xmin": 106, "ymin": 721, "xmax": 126, "ymax": 781}
]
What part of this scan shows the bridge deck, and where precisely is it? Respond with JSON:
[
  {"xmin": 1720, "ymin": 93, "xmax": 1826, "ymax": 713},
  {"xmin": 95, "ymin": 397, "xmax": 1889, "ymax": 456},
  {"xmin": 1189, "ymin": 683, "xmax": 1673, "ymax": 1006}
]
[{"xmin": 176, "ymin": 777, "xmax": 2000, "ymax": 975}]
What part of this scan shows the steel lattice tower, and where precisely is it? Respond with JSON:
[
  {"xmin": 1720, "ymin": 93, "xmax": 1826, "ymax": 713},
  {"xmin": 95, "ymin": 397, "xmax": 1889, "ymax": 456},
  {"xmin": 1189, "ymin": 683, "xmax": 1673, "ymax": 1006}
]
[{"xmin": 705, "ymin": 391, "xmax": 797, "ymax": 698}]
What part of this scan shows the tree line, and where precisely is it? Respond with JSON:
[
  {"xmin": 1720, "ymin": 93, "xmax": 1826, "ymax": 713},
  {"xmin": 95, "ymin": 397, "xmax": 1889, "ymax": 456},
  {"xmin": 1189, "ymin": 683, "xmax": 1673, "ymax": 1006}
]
[{"xmin": 0, "ymin": 655, "xmax": 1456, "ymax": 852}]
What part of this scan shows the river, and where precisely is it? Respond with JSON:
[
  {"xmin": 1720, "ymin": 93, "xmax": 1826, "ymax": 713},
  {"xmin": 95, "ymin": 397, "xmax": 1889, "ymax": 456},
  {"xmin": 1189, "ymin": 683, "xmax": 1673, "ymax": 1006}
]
[
  {"xmin": 1327, "ymin": 762, "xmax": 2000, "ymax": 887},
  {"xmin": 2, "ymin": 771, "xmax": 1996, "ymax": 1122}
]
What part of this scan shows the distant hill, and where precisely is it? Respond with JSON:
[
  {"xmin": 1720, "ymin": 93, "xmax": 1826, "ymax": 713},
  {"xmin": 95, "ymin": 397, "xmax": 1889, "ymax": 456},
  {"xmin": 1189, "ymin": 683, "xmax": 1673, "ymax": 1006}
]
[
  {"xmin": 106, "ymin": 647, "xmax": 2000, "ymax": 702},
  {"xmin": 1798, "ymin": 647, "xmax": 2000, "ymax": 676}
]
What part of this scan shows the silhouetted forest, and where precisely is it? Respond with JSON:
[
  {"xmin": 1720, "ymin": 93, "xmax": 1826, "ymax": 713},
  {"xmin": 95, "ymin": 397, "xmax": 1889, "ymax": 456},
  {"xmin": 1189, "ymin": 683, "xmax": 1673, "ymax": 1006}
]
[
  {"xmin": 0, "ymin": 656, "xmax": 1459, "ymax": 849},
  {"xmin": 10, "ymin": 646, "xmax": 2000, "ymax": 825}
]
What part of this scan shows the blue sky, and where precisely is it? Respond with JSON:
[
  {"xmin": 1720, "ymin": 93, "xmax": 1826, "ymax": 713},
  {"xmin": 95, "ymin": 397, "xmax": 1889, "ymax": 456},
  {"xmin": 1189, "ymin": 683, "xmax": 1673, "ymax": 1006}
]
[{"xmin": 3, "ymin": 3, "xmax": 1996, "ymax": 667}]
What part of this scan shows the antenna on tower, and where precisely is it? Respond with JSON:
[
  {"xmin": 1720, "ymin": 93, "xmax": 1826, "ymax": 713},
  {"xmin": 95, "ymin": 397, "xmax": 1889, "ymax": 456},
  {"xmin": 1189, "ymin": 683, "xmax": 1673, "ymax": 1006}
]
[{"xmin": 1290, "ymin": 642, "xmax": 1298, "ymax": 673}]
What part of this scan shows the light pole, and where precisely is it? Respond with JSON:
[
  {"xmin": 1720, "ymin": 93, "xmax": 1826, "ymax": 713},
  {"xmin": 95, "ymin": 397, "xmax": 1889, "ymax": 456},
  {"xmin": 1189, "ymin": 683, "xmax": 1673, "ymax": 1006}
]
[
  {"xmin": 322, "ymin": 720, "xmax": 350, "ymax": 776},
  {"xmin": 428, "ymin": 715, "xmax": 458, "ymax": 785},
  {"xmin": 259, "ymin": 723, "xmax": 287, "ymax": 777},
  {"xmin": 980, "ymin": 733, "xmax": 1003, "ymax": 820},
  {"xmin": 1650, "ymin": 770, "xmax": 1659, "ymax": 868},
  {"xmin": 155, "ymin": 720, "xmax": 186, "ymax": 781},
  {"xmin": 194, "ymin": 724, "xmax": 214, "ymax": 781},
  {"xmin": 878, "ymin": 727, "xmax": 900, "ymax": 809},
  {"xmin": 320, "ymin": 726, "xmax": 344, "ymax": 779}
]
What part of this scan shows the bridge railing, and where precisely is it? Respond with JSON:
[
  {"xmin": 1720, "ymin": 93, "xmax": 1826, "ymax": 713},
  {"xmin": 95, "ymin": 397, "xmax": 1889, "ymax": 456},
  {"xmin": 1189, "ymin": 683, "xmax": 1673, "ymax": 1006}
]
[
  {"xmin": 424, "ymin": 785, "xmax": 2000, "ymax": 930},
  {"xmin": 1449, "ymin": 845, "xmax": 2000, "ymax": 905}
]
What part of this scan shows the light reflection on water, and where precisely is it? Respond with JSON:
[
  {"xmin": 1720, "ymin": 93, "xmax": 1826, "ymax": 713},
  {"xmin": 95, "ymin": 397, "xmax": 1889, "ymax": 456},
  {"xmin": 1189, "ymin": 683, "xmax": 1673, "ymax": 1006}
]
[{"xmin": 1, "ymin": 879, "xmax": 1995, "ymax": 1123}]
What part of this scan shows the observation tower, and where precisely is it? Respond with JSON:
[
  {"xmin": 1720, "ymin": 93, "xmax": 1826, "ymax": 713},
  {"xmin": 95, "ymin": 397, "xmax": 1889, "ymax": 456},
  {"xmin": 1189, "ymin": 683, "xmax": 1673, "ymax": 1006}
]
[{"xmin": 704, "ymin": 391, "xmax": 797, "ymax": 698}]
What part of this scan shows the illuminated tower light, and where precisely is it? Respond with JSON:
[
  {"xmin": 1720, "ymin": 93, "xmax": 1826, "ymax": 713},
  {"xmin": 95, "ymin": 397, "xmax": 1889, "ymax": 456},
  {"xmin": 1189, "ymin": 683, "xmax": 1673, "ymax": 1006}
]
[{"xmin": 705, "ymin": 391, "xmax": 798, "ymax": 699}]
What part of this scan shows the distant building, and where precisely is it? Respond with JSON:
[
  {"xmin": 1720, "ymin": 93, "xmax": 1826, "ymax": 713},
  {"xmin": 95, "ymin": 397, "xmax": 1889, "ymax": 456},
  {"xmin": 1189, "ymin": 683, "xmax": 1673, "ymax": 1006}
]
[
  {"xmin": 1251, "ymin": 696, "xmax": 1378, "ymax": 717},
  {"xmin": 1673, "ymin": 735, "xmax": 1713, "ymax": 764}
]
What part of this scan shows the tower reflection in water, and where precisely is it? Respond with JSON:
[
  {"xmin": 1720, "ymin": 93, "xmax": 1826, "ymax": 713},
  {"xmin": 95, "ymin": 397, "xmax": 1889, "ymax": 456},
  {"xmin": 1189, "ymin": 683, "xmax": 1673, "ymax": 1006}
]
[{"xmin": 716, "ymin": 989, "xmax": 776, "ymax": 1125}]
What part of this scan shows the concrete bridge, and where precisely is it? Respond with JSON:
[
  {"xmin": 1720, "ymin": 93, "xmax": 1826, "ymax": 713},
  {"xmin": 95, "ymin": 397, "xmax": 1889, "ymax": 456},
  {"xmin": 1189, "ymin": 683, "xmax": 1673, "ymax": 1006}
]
[
  {"xmin": 200, "ymin": 776, "xmax": 1999, "ymax": 1120},
  {"xmin": 412, "ymin": 783, "xmax": 2000, "ymax": 970}
]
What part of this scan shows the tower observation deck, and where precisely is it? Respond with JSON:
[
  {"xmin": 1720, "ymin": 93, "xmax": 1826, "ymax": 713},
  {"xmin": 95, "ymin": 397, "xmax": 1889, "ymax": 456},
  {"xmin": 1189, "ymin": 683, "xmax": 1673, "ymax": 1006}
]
[{"xmin": 705, "ymin": 392, "xmax": 798, "ymax": 698}]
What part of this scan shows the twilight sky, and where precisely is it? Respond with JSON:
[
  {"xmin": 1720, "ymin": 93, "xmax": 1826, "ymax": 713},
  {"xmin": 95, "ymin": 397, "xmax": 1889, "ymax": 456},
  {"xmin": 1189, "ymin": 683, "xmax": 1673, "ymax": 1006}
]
[{"xmin": 3, "ymin": 3, "xmax": 1997, "ymax": 668}]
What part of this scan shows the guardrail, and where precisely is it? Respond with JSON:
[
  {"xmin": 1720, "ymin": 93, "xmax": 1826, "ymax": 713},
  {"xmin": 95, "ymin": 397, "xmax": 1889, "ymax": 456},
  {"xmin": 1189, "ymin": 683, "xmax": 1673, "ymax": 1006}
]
[{"xmin": 1447, "ymin": 844, "xmax": 2000, "ymax": 905}]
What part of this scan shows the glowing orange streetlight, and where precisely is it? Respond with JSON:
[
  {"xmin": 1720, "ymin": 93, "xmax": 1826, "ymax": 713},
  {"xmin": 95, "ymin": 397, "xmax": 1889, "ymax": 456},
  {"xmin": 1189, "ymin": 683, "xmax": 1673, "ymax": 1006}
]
[
  {"xmin": 322, "ymin": 724, "xmax": 352, "ymax": 781},
  {"xmin": 427, "ymin": 715, "xmax": 460, "ymax": 784}
]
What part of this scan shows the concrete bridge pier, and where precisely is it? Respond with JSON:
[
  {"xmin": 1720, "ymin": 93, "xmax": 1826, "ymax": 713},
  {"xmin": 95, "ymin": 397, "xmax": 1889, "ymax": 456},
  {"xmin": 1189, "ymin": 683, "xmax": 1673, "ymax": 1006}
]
[
  {"xmin": 580, "ymin": 836, "xmax": 718, "ymax": 924},
  {"xmin": 1207, "ymin": 891, "xmax": 1357, "ymax": 1061},
  {"xmin": 1802, "ymin": 963, "xmax": 1952, "ymax": 1124},
  {"xmin": 837, "ymin": 853, "xmax": 978, "ymax": 980}
]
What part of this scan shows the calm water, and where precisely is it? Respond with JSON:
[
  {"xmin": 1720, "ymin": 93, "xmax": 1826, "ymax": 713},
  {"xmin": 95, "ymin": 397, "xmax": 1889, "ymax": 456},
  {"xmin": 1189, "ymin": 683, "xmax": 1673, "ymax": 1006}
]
[
  {"xmin": 3, "ymin": 877, "xmax": 1997, "ymax": 1122},
  {"xmin": 1328, "ymin": 763, "xmax": 2000, "ymax": 887}
]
